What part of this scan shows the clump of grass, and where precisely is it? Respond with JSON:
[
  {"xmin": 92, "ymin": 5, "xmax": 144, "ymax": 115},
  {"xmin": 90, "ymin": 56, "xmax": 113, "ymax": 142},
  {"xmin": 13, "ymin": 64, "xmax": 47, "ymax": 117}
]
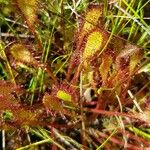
[{"xmin": 0, "ymin": 0, "xmax": 150, "ymax": 149}]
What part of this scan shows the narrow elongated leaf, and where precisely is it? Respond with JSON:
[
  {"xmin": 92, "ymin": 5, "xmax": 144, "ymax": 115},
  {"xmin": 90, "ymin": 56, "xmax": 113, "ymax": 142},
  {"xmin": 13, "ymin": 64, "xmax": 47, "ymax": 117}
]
[
  {"xmin": 82, "ymin": 29, "xmax": 108, "ymax": 64},
  {"xmin": 14, "ymin": 0, "xmax": 39, "ymax": 26},
  {"xmin": 77, "ymin": 5, "xmax": 103, "ymax": 50},
  {"xmin": 99, "ymin": 53, "xmax": 113, "ymax": 83},
  {"xmin": 82, "ymin": 5, "xmax": 103, "ymax": 34}
]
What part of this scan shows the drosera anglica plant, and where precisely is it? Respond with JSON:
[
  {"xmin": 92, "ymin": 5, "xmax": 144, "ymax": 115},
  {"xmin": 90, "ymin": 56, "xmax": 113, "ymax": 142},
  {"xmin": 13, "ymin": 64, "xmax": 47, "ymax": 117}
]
[
  {"xmin": 0, "ymin": 0, "xmax": 150, "ymax": 149},
  {"xmin": 67, "ymin": 4, "xmax": 105, "ymax": 81}
]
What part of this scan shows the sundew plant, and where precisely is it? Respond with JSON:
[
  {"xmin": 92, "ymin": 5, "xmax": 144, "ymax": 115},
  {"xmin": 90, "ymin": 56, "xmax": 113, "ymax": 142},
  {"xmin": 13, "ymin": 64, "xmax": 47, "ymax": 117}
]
[{"xmin": 0, "ymin": 0, "xmax": 150, "ymax": 149}]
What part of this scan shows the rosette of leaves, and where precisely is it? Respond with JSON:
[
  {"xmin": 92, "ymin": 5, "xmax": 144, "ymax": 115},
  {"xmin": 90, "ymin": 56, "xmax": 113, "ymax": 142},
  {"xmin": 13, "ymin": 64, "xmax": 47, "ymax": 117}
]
[{"xmin": 67, "ymin": 3, "xmax": 144, "ymax": 108}]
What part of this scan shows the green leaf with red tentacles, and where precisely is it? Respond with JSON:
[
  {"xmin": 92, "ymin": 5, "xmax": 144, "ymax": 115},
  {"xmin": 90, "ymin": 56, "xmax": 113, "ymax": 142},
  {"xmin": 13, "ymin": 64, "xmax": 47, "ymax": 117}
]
[
  {"xmin": 0, "ymin": 80, "xmax": 21, "ymax": 102},
  {"xmin": 74, "ymin": 4, "xmax": 104, "ymax": 55},
  {"xmin": 43, "ymin": 93, "xmax": 65, "ymax": 113},
  {"xmin": 10, "ymin": 43, "xmax": 38, "ymax": 66},
  {"xmin": 42, "ymin": 92, "xmax": 75, "ymax": 117},
  {"xmin": 81, "ymin": 29, "xmax": 108, "ymax": 67},
  {"xmin": 77, "ymin": 4, "xmax": 104, "ymax": 52},
  {"xmin": 14, "ymin": 0, "xmax": 39, "ymax": 27},
  {"xmin": 83, "ymin": 31, "xmax": 103, "ymax": 60},
  {"xmin": 81, "ymin": 5, "xmax": 103, "ymax": 35}
]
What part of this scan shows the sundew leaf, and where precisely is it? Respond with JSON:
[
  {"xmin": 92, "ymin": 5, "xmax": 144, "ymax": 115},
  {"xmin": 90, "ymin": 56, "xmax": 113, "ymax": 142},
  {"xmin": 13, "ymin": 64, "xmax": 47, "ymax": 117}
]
[
  {"xmin": 14, "ymin": 0, "xmax": 39, "ymax": 27},
  {"xmin": 77, "ymin": 5, "xmax": 103, "ymax": 50},
  {"xmin": 0, "ymin": 81, "xmax": 38, "ymax": 128},
  {"xmin": 14, "ymin": 108, "xmax": 39, "ymax": 126},
  {"xmin": 83, "ymin": 31, "xmax": 102, "ymax": 60},
  {"xmin": 0, "ymin": 82, "xmax": 45, "ymax": 128},
  {"xmin": 43, "ymin": 93, "xmax": 65, "ymax": 112},
  {"xmin": 99, "ymin": 53, "xmax": 113, "ymax": 83},
  {"xmin": 82, "ymin": 5, "xmax": 103, "ymax": 34},
  {"xmin": 129, "ymin": 49, "xmax": 143, "ymax": 73},
  {"xmin": 0, "ymin": 80, "xmax": 20, "ymax": 101},
  {"xmin": 42, "ymin": 93, "xmax": 74, "ymax": 116},
  {"xmin": 67, "ymin": 4, "xmax": 104, "ymax": 80},
  {"xmin": 82, "ymin": 30, "xmax": 108, "ymax": 62},
  {"xmin": 102, "ymin": 43, "xmax": 143, "ymax": 92},
  {"xmin": 0, "ymin": 102, "xmax": 44, "ymax": 128},
  {"xmin": 10, "ymin": 43, "xmax": 37, "ymax": 65},
  {"xmin": 116, "ymin": 44, "xmax": 143, "ymax": 74},
  {"xmin": 56, "ymin": 90, "xmax": 72, "ymax": 102},
  {"xmin": 0, "ymin": 81, "xmax": 21, "ymax": 117}
]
